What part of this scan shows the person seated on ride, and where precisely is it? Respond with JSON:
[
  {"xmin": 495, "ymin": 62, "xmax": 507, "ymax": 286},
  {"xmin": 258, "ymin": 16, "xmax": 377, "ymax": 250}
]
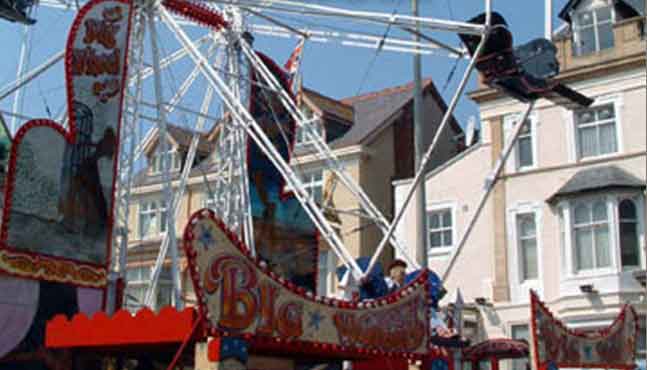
[{"xmin": 384, "ymin": 259, "xmax": 407, "ymax": 294}]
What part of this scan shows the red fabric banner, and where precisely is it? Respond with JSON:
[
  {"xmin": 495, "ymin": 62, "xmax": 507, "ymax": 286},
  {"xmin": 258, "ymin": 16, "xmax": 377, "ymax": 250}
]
[{"xmin": 530, "ymin": 290, "xmax": 639, "ymax": 370}]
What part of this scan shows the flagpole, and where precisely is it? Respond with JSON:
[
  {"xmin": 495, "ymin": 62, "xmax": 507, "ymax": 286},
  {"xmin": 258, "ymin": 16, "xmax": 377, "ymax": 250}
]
[
  {"xmin": 545, "ymin": 0, "xmax": 552, "ymax": 39},
  {"xmin": 412, "ymin": 0, "xmax": 428, "ymax": 271}
]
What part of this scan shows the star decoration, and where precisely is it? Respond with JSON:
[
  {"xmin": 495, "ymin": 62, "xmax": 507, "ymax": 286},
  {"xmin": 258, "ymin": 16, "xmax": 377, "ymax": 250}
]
[
  {"xmin": 219, "ymin": 338, "xmax": 248, "ymax": 364},
  {"xmin": 307, "ymin": 310, "xmax": 324, "ymax": 330},
  {"xmin": 198, "ymin": 225, "xmax": 214, "ymax": 250}
]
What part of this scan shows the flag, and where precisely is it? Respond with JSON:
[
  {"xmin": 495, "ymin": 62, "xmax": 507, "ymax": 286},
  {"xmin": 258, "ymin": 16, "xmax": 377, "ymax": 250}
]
[{"xmin": 284, "ymin": 38, "xmax": 305, "ymax": 89}]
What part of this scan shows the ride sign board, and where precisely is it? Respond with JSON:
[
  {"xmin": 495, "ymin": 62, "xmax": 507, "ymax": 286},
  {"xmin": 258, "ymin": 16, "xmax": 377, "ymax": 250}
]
[
  {"xmin": 0, "ymin": 0, "xmax": 132, "ymax": 287},
  {"xmin": 184, "ymin": 210, "xmax": 432, "ymax": 356}
]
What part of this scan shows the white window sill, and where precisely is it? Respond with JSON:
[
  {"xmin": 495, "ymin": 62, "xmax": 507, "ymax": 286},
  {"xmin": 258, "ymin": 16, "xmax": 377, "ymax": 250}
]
[
  {"xmin": 515, "ymin": 164, "xmax": 537, "ymax": 173},
  {"xmin": 428, "ymin": 246, "xmax": 453, "ymax": 258},
  {"xmin": 560, "ymin": 268, "xmax": 645, "ymax": 296},
  {"xmin": 563, "ymin": 268, "xmax": 617, "ymax": 281},
  {"xmin": 138, "ymin": 233, "xmax": 167, "ymax": 242},
  {"xmin": 576, "ymin": 151, "xmax": 621, "ymax": 163}
]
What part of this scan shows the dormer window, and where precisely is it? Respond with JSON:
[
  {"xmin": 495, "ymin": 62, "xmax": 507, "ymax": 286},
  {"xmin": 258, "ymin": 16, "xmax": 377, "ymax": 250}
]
[
  {"xmin": 150, "ymin": 150, "xmax": 181, "ymax": 174},
  {"xmin": 572, "ymin": 4, "xmax": 615, "ymax": 56},
  {"xmin": 295, "ymin": 107, "xmax": 324, "ymax": 147}
]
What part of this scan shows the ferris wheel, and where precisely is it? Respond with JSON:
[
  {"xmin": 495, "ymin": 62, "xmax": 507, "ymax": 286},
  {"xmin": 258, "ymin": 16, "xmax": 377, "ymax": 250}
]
[{"xmin": 0, "ymin": 0, "xmax": 496, "ymax": 314}]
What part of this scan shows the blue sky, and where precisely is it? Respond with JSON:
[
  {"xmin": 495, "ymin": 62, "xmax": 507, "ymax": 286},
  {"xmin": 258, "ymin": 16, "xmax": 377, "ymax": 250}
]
[{"xmin": 0, "ymin": 0, "xmax": 571, "ymax": 134}]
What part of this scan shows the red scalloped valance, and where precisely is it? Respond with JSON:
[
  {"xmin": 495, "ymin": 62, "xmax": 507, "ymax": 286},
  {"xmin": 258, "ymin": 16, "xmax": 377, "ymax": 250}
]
[{"xmin": 46, "ymin": 307, "xmax": 198, "ymax": 349}]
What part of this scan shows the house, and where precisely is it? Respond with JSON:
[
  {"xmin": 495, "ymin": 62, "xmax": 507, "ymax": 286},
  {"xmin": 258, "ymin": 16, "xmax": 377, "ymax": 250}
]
[
  {"xmin": 393, "ymin": 1, "xmax": 645, "ymax": 369},
  {"xmin": 124, "ymin": 78, "xmax": 465, "ymax": 310}
]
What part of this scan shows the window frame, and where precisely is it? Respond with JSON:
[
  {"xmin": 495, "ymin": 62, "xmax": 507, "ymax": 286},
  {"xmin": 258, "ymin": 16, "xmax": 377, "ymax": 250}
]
[
  {"xmin": 426, "ymin": 201, "xmax": 457, "ymax": 258},
  {"xmin": 503, "ymin": 112, "xmax": 538, "ymax": 173},
  {"xmin": 572, "ymin": 197, "xmax": 613, "ymax": 271},
  {"xmin": 287, "ymin": 167, "xmax": 325, "ymax": 204},
  {"xmin": 138, "ymin": 199, "xmax": 169, "ymax": 240},
  {"xmin": 124, "ymin": 265, "xmax": 174, "ymax": 312},
  {"xmin": 559, "ymin": 192, "xmax": 646, "ymax": 280},
  {"xmin": 571, "ymin": 97, "xmax": 624, "ymax": 162},
  {"xmin": 516, "ymin": 212, "xmax": 540, "ymax": 282},
  {"xmin": 618, "ymin": 198, "xmax": 642, "ymax": 269},
  {"xmin": 317, "ymin": 248, "xmax": 337, "ymax": 297},
  {"xmin": 509, "ymin": 323, "xmax": 530, "ymax": 370},
  {"xmin": 507, "ymin": 202, "xmax": 543, "ymax": 302},
  {"xmin": 204, "ymin": 191, "xmax": 233, "ymax": 214},
  {"xmin": 150, "ymin": 148, "xmax": 181, "ymax": 175},
  {"xmin": 294, "ymin": 107, "xmax": 325, "ymax": 148},
  {"xmin": 571, "ymin": 3, "xmax": 616, "ymax": 56}
]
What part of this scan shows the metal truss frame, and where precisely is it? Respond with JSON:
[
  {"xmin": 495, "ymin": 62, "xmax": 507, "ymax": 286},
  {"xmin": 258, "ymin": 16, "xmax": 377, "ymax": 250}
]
[{"xmin": 4, "ymin": 0, "xmax": 509, "ymax": 309}]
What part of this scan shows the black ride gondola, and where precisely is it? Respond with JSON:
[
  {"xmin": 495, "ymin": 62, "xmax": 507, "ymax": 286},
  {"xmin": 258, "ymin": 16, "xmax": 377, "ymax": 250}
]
[
  {"xmin": 459, "ymin": 12, "xmax": 594, "ymax": 110},
  {"xmin": 0, "ymin": 0, "xmax": 37, "ymax": 25}
]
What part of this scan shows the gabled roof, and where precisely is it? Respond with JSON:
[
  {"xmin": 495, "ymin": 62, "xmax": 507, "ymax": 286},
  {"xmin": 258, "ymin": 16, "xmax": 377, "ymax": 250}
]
[
  {"xmin": 559, "ymin": 0, "xmax": 645, "ymax": 22},
  {"xmin": 301, "ymin": 88, "xmax": 353, "ymax": 123},
  {"xmin": 166, "ymin": 124, "xmax": 212, "ymax": 153},
  {"xmin": 547, "ymin": 165, "xmax": 646, "ymax": 203},
  {"xmin": 141, "ymin": 124, "xmax": 212, "ymax": 156},
  {"xmin": 331, "ymin": 79, "xmax": 462, "ymax": 148}
]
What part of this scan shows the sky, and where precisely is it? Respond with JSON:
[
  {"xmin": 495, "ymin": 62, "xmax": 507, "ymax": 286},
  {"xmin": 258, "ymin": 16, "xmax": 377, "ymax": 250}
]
[{"xmin": 0, "ymin": 0, "xmax": 572, "ymax": 136}]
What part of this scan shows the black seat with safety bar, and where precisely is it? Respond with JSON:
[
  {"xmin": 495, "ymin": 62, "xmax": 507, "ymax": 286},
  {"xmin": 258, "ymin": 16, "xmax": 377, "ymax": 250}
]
[{"xmin": 459, "ymin": 12, "xmax": 593, "ymax": 110}]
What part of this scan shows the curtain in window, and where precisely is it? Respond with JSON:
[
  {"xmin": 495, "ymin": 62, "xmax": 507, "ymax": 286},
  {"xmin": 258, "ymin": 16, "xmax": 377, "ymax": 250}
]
[
  {"xmin": 573, "ymin": 200, "xmax": 611, "ymax": 271},
  {"xmin": 518, "ymin": 214, "xmax": 538, "ymax": 280},
  {"xmin": 578, "ymin": 125, "xmax": 598, "ymax": 157},
  {"xmin": 593, "ymin": 201, "xmax": 611, "ymax": 267},
  {"xmin": 517, "ymin": 136, "xmax": 533, "ymax": 168},
  {"xmin": 576, "ymin": 103, "xmax": 617, "ymax": 159},
  {"xmin": 619, "ymin": 199, "xmax": 640, "ymax": 267},
  {"xmin": 139, "ymin": 202, "xmax": 158, "ymax": 238},
  {"xmin": 599, "ymin": 121, "xmax": 618, "ymax": 155}
]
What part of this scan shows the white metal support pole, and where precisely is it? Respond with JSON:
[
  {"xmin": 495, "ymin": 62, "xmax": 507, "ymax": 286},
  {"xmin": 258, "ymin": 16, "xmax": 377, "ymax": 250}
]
[
  {"xmin": 225, "ymin": 23, "xmax": 256, "ymax": 254},
  {"xmin": 9, "ymin": 25, "xmax": 32, "ymax": 133},
  {"xmin": 108, "ymin": 7, "xmax": 147, "ymax": 313},
  {"xmin": 412, "ymin": 0, "xmax": 428, "ymax": 270},
  {"xmin": 130, "ymin": 34, "xmax": 212, "ymax": 87},
  {"xmin": 545, "ymin": 0, "xmax": 553, "ymax": 40},
  {"xmin": 208, "ymin": 0, "xmax": 486, "ymax": 35},
  {"xmin": 143, "ymin": 39, "xmax": 221, "ymax": 309},
  {"xmin": 146, "ymin": 7, "xmax": 182, "ymax": 309},
  {"xmin": 442, "ymin": 101, "xmax": 535, "ymax": 280},
  {"xmin": 363, "ymin": 24, "xmax": 491, "ymax": 280},
  {"xmin": 0, "ymin": 52, "xmax": 62, "ymax": 104},
  {"xmin": 159, "ymin": 7, "xmax": 364, "ymax": 279},
  {"xmin": 238, "ymin": 40, "xmax": 420, "ymax": 270}
]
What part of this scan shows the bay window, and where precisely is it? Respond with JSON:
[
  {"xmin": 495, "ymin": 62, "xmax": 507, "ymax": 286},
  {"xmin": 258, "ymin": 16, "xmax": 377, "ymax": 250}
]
[
  {"xmin": 559, "ymin": 193, "xmax": 645, "ymax": 278},
  {"xmin": 572, "ymin": 199, "xmax": 612, "ymax": 271},
  {"xmin": 619, "ymin": 199, "xmax": 640, "ymax": 268}
]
